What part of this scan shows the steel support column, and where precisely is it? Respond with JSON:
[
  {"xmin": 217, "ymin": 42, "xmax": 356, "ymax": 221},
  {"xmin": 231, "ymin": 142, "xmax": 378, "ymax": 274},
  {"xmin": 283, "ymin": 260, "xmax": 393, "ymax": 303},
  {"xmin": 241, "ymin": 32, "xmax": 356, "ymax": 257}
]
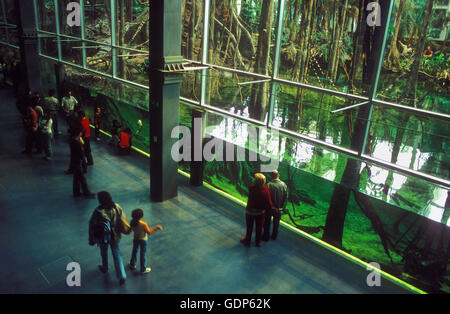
[
  {"xmin": 15, "ymin": 0, "xmax": 42, "ymax": 94},
  {"xmin": 149, "ymin": 0, "xmax": 183, "ymax": 201}
]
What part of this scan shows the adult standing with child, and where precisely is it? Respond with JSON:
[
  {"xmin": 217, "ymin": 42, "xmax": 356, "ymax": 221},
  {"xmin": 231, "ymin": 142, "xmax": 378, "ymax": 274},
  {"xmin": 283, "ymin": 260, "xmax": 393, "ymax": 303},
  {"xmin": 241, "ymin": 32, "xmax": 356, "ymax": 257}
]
[{"xmin": 89, "ymin": 191, "xmax": 130, "ymax": 285}]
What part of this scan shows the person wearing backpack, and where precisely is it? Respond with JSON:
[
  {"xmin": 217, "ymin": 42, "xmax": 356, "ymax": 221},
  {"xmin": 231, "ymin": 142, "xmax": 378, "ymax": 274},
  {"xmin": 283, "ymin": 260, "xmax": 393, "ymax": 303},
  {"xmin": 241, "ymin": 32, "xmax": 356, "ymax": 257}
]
[{"xmin": 89, "ymin": 191, "xmax": 131, "ymax": 285}]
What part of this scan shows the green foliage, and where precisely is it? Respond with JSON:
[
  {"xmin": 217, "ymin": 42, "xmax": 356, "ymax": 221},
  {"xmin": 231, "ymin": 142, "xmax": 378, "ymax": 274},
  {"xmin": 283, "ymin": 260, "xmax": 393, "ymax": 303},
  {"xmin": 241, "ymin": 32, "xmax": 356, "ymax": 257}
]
[{"xmin": 423, "ymin": 52, "xmax": 450, "ymax": 75}]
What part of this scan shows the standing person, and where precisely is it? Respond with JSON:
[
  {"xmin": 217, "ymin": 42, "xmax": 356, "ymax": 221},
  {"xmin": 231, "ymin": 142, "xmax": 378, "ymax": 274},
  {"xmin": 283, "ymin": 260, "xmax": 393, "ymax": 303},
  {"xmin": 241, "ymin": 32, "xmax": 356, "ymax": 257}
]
[
  {"xmin": 62, "ymin": 90, "xmax": 78, "ymax": 132},
  {"xmin": 240, "ymin": 173, "xmax": 273, "ymax": 247},
  {"xmin": 39, "ymin": 109, "xmax": 53, "ymax": 160},
  {"xmin": 16, "ymin": 90, "xmax": 32, "ymax": 129},
  {"xmin": 21, "ymin": 106, "xmax": 38, "ymax": 154},
  {"xmin": 69, "ymin": 127, "xmax": 94, "ymax": 198},
  {"xmin": 33, "ymin": 105, "xmax": 44, "ymax": 155},
  {"xmin": 94, "ymin": 106, "xmax": 102, "ymax": 141},
  {"xmin": 129, "ymin": 209, "xmax": 163, "ymax": 274},
  {"xmin": 79, "ymin": 110, "xmax": 94, "ymax": 166},
  {"xmin": 43, "ymin": 89, "xmax": 61, "ymax": 135},
  {"xmin": 263, "ymin": 170, "xmax": 288, "ymax": 241},
  {"xmin": 10, "ymin": 60, "xmax": 20, "ymax": 96},
  {"xmin": 89, "ymin": 191, "xmax": 130, "ymax": 285}
]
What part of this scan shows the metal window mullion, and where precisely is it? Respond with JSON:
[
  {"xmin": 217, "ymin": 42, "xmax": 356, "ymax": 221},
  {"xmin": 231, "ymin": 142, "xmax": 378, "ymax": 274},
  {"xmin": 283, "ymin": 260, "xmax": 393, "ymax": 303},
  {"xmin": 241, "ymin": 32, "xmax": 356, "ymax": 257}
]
[
  {"xmin": 268, "ymin": 0, "xmax": 286, "ymax": 127},
  {"xmin": 200, "ymin": 0, "xmax": 211, "ymax": 107},
  {"xmin": 80, "ymin": 0, "xmax": 86, "ymax": 68},
  {"xmin": 360, "ymin": 0, "xmax": 394, "ymax": 157},
  {"xmin": 33, "ymin": 0, "xmax": 41, "ymax": 53},
  {"xmin": 1, "ymin": 0, "xmax": 9, "ymax": 42},
  {"xmin": 39, "ymin": 53, "xmax": 149, "ymax": 91},
  {"xmin": 53, "ymin": 0, "xmax": 62, "ymax": 61},
  {"xmin": 110, "ymin": 0, "xmax": 117, "ymax": 78}
]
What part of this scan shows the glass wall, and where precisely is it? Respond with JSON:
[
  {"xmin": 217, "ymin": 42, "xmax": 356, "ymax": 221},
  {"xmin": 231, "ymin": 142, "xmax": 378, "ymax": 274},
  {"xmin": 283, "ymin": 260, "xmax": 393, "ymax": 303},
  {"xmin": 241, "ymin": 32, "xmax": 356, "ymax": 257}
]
[{"xmin": 27, "ymin": 0, "xmax": 449, "ymax": 293}]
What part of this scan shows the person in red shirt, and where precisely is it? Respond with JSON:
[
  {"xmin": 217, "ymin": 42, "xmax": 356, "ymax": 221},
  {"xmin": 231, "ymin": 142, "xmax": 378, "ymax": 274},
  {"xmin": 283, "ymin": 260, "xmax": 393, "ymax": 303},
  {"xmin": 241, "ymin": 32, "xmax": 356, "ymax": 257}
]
[
  {"xmin": 94, "ymin": 107, "xmax": 102, "ymax": 141},
  {"xmin": 22, "ymin": 106, "xmax": 39, "ymax": 154},
  {"xmin": 240, "ymin": 173, "xmax": 273, "ymax": 247},
  {"xmin": 118, "ymin": 127, "xmax": 132, "ymax": 155},
  {"xmin": 79, "ymin": 110, "xmax": 94, "ymax": 165}
]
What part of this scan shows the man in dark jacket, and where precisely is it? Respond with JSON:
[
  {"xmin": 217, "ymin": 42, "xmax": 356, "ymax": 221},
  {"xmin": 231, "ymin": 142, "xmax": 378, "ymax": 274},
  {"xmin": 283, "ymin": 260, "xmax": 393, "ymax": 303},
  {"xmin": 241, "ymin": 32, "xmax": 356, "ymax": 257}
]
[
  {"xmin": 70, "ymin": 127, "xmax": 94, "ymax": 198},
  {"xmin": 263, "ymin": 170, "xmax": 288, "ymax": 241}
]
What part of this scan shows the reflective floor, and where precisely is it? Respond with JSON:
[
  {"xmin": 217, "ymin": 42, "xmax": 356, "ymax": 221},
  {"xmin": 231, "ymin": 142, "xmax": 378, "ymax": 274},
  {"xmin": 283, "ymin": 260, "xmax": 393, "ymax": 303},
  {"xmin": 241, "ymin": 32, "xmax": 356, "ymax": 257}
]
[{"xmin": 0, "ymin": 88, "xmax": 409, "ymax": 294}]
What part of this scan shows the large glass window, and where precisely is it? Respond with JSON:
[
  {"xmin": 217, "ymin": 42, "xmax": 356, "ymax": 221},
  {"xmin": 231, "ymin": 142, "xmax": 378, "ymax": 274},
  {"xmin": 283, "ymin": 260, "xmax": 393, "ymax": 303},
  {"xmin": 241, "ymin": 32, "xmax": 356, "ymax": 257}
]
[
  {"xmin": 376, "ymin": 0, "xmax": 449, "ymax": 115},
  {"xmin": 207, "ymin": 0, "xmax": 278, "ymax": 76},
  {"xmin": 278, "ymin": 0, "xmax": 368, "ymax": 96},
  {"xmin": 182, "ymin": 0, "xmax": 204, "ymax": 62}
]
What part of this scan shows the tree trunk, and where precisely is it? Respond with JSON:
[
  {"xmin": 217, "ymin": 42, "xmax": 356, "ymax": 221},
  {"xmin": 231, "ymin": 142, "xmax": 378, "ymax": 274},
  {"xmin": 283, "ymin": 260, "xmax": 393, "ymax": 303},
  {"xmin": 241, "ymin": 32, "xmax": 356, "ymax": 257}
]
[
  {"xmin": 248, "ymin": 0, "xmax": 274, "ymax": 121},
  {"xmin": 386, "ymin": 0, "xmax": 405, "ymax": 71},
  {"xmin": 322, "ymin": 0, "xmax": 378, "ymax": 247}
]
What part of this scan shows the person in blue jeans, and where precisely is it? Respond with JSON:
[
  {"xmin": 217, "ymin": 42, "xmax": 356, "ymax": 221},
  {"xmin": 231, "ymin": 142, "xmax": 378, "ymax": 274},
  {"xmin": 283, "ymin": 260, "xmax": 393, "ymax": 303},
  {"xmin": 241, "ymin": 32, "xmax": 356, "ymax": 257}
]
[
  {"xmin": 129, "ymin": 209, "xmax": 163, "ymax": 274},
  {"xmin": 89, "ymin": 191, "xmax": 130, "ymax": 285}
]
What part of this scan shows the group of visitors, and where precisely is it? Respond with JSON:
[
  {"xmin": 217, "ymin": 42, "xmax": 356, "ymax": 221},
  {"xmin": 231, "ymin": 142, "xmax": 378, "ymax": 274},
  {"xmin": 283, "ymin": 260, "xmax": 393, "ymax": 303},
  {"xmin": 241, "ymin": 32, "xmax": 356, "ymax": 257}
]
[
  {"xmin": 18, "ymin": 90, "xmax": 57, "ymax": 160},
  {"xmin": 241, "ymin": 170, "xmax": 288, "ymax": 248},
  {"xmin": 12, "ymin": 85, "xmax": 161, "ymax": 286},
  {"xmin": 10, "ymin": 80, "xmax": 291, "ymax": 287},
  {"xmin": 88, "ymin": 191, "xmax": 163, "ymax": 285},
  {"xmin": 109, "ymin": 119, "xmax": 133, "ymax": 155}
]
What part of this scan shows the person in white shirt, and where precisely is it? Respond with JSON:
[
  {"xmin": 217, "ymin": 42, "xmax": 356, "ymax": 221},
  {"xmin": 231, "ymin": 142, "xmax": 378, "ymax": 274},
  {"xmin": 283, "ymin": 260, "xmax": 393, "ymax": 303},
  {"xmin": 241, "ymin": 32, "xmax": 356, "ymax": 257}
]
[
  {"xmin": 43, "ymin": 89, "xmax": 61, "ymax": 135},
  {"xmin": 39, "ymin": 109, "xmax": 53, "ymax": 160},
  {"xmin": 61, "ymin": 89, "xmax": 78, "ymax": 132}
]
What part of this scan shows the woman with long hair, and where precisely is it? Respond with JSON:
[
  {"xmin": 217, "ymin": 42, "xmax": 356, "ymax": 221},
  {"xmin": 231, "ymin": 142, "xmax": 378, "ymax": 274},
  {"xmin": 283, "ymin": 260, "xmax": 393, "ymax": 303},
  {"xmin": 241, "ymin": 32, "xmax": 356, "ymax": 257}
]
[
  {"xmin": 89, "ymin": 191, "xmax": 130, "ymax": 285},
  {"xmin": 240, "ymin": 173, "xmax": 273, "ymax": 247}
]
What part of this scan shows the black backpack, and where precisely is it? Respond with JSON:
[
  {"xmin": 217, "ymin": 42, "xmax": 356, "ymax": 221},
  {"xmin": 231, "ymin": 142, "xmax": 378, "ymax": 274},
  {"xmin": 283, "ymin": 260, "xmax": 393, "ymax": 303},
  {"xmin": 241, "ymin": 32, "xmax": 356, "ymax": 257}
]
[{"xmin": 92, "ymin": 208, "xmax": 112, "ymax": 244}]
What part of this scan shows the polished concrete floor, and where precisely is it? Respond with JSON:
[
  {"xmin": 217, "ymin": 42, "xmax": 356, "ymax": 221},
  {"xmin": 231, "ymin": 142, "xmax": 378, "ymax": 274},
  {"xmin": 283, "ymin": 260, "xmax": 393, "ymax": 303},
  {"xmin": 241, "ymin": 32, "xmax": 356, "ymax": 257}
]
[{"xmin": 0, "ymin": 87, "xmax": 410, "ymax": 294}]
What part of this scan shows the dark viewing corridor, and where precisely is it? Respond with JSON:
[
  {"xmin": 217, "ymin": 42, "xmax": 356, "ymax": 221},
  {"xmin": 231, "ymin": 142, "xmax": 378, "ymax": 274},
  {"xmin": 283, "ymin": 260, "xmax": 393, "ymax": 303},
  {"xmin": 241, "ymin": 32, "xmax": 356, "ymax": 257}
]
[{"xmin": 0, "ymin": 87, "xmax": 410, "ymax": 294}]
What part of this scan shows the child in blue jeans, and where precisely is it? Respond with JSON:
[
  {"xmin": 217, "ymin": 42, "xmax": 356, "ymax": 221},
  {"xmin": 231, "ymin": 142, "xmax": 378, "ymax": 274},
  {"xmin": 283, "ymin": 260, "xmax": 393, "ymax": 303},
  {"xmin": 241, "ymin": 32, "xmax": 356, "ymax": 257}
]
[{"xmin": 129, "ymin": 209, "xmax": 163, "ymax": 274}]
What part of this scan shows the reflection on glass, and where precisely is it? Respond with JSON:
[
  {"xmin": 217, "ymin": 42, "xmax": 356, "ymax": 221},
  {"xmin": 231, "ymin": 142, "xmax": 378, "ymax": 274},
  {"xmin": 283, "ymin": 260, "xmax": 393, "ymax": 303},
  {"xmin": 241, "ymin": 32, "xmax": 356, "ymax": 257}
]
[
  {"xmin": 62, "ymin": 65, "xmax": 150, "ymax": 153},
  {"xmin": 368, "ymin": 107, "xmax": 449, "ymax": 180},
  {"xmin": 272, "ymin": 84, "xmax": 357, "ymax": 149},
  {"xmin": 201, "ymin": 110, "xmax": 449, "ymax": 293},
  {"xmin": 204, "ymin": 68, "xmax": 270, "ymax": 122}
]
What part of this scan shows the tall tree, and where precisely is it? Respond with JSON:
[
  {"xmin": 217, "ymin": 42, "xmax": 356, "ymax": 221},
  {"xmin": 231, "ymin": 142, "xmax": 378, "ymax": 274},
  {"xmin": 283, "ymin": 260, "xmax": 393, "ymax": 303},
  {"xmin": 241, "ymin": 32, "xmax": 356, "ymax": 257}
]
[{"xmin": 248, "ymin": 0, "xmax": 274, "ymax": 121}]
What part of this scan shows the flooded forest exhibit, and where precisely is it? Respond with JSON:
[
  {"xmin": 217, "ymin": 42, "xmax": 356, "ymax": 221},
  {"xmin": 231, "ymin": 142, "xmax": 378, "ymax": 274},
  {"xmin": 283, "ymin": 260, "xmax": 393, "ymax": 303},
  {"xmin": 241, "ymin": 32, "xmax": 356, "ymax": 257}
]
[{"xmin": 2, "ymin": 0, "xmax": 446, "ymax": 293}]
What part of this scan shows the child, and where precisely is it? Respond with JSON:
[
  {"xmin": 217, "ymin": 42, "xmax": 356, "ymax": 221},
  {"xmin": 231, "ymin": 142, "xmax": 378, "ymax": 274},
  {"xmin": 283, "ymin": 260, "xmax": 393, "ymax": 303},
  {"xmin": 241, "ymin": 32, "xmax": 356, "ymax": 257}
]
[
  {"xmin": 94, "ymin": 107, "xmax": 102, "ymax": 141},
  {"xmin": 129, "ymin": 209, "xmax": 163, "ymax": 274}
]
